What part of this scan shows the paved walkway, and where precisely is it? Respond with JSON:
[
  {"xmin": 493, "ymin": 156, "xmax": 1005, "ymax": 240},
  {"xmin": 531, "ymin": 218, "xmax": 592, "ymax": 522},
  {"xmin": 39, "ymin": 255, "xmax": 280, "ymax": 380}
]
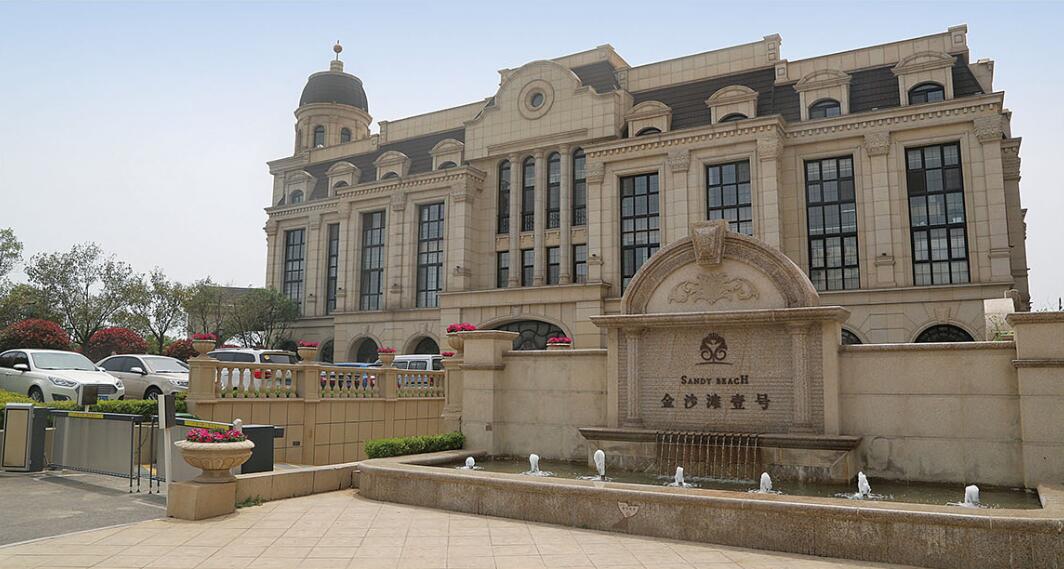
[{"xmin": 0, "ymin": 490, "xmax": 917, "ymax": 569}]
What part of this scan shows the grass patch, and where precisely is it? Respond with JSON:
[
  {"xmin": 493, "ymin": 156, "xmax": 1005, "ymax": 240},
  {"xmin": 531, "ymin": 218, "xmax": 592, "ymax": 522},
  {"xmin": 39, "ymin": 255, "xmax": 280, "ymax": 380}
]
[{"xmin": 236, "ymin": 495, "xmax": 264, "ymax": 509}]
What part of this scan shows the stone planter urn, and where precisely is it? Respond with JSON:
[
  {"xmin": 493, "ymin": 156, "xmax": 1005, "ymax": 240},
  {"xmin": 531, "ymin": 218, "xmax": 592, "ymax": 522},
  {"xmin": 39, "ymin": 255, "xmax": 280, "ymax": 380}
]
[
  {"xmin": 192, "ymin": 340, "xmax": 215, "ymax": 357},
  {"xmin": 447, "ymin": 333, "xmax": 464, "ymax": 354},
  {"xmin": 378, "ymin": 353, "xmax": 396, "ymax": 367},
  {"xmin": 174, "ymin": 439, "xmax": 255, "ymax": 484},
  {"xmin": 297, "ymin": 347, "xmax": 318, "ymax": 362}
]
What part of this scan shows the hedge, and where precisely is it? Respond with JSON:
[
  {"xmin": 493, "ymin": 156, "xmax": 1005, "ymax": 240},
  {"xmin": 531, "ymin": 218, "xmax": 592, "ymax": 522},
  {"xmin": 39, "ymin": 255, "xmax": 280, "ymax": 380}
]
[
  {"xmin": 0, "ymin": 390, "xmax": 188, "ymax": 429},
  {"xmin": 364, "ymin": 431, "xmax": 464, "ymax": 459}
]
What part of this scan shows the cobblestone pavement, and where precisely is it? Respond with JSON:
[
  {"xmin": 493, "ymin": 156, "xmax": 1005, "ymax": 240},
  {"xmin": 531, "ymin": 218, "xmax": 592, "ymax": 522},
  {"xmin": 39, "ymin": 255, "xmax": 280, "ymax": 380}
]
[{"xmin": 0, "ymin": 490, "xmax": 918, "ymax": 569}]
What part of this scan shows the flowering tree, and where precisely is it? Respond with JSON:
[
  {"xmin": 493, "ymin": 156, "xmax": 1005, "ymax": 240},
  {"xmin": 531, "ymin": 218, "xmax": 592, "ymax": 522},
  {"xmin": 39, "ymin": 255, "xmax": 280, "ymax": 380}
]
[
  {"xmin": 85, "ymin": 327, "xmax": 148, "ymax": 362},
  {"xmin": 163, "ymin": 339, "xmax": 197, "ymax": 362},
  {"xmin": 0, "ymin": 319, "xmax": 71, "ymax": 352}
]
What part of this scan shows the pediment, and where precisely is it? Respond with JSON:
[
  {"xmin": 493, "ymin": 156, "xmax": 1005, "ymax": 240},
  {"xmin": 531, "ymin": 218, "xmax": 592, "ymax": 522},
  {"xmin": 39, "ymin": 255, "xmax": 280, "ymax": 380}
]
[
  {"xmin": 705, "ymin": 85, "xmax": 758, "ymax": 107},
  {"xmin": 892, "ymin": 51, "xmax": 956, "ymax": 76},
  {"xmin": 625, "ymin": 100, "xmax": 671, "ymax": 120},
  {"xmin": 795, "ymin": 69, "xmax": 851, "ymax": 92}
]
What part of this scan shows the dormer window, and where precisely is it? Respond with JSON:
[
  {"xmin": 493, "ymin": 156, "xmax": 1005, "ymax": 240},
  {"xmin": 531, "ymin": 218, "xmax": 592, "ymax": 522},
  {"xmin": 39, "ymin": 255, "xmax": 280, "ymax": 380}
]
[
  {"xmin": 909, "ymin": 83, "xmax": 945, "ymax": 104},
  {"xmin": 438, "ymin": 161, "xmax": 457, "ymax": 170},
  {"xmin": 718, "ymin": 113, "xmax": 747, "ymax": 122},
  {"xmin": 381, "ymin": 171, "xmax": 400, "ymax": 180},
  {"xmin": 289, "ymin": 190, "xmax": 304, "ymax": 204},
  {"xmin": 313, "ymin": 126, "xmax": 325, "ymax": 148},
  {"xmin": 809, "ymin": 99, "xmax": 842, "ymax": 119},
  {"xmin": 340, "ymin": 128, "xmax": 352, "ymax": 143},
  {"xmin": 636, "ymin": 127, "xmax": 662, "ymax": 136}
]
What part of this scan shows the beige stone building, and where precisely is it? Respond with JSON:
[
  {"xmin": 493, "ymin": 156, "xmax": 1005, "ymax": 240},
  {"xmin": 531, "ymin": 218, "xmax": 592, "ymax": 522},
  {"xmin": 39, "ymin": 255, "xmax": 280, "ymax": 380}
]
[{"xmin": 263, "ymin": 26, "xmax": 1029, "ymax": 362}]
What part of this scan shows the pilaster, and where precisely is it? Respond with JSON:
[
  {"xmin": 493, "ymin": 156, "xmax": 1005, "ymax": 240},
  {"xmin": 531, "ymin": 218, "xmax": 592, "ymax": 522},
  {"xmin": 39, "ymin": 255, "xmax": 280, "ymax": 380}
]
[
  {"xmin": 304, "ymin": 213, "xmax": 324, "ymax": 316},
  {"xmin": 559, "ymin": 144, "xmax": 573, "ymax": 284},
  {"xmin": 973, "ymin": 115, "xmax": 1012, "ymax": 281},
  {"xmin": 586, "ymin": 160, "xmax": 606, "ymax": 284},
  {"xmin": 264, "ymin": 220, "xmax": 279, "ymax": 290},
  {"xmin": 447, "ymin": 181, "xmax": 474, "ymax": 292},
  {"xmin": 507, "ymin": 153, "xmax": 521, "ymax": 287},
  {"xmin": 386, "ymin": 192, "xmax": 407, "ymax": 309},
  {"xmin": 863, "ymin": 132, "xmax": 897, "ymax": 287},
  {"xmin": 533, "ymin": 150, "xmax": 546, "ymax": 286},
  {"xmin": 756, "ymin": 134, "xmax": 783, "ymax": 249},
  {"xmin": 342, "ymin": 202, "xmax": 359, "ymax": 311},
  {"xmin": 666, "ymin": 149, "xmax": 691, "ymax": 243}
]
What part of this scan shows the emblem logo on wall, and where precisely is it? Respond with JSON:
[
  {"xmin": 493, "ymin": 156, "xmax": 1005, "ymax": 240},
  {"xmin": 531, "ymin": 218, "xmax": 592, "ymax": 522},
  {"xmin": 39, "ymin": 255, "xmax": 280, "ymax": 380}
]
[{"xmin": 698, "ymin": 333, "xmax": 730, "ymax": 364}]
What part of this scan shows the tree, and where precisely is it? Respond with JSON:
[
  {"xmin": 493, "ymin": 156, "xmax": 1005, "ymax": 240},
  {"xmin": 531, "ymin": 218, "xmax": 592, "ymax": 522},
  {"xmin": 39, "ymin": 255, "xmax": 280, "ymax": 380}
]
[
  {"xmin": 183, "ymin": 278, "xmax": 230, "ymax": 345},
  {"xmin": 225, "ymin": 288, "xmax": 299, "ymax": 349},
  {"xmin": 124, "ymin": 269, "xmax": 188, "ymax": 354},
  {"xmin": 163, "ymin": 339, "xmax": 197, "ymax": 362},
  {"xmin": 0, "ymin": 228, "xmax": 22, "ymax": 283},
  {"xmin": 0, "ymin": 284, "xmax": 61, "ymax": 329},
  {"xmin": 85, "ymin": 327, "xmax": 148, "ymax": 362},
  {"xmin": 0, "ymin": 319, "xmax": 71, "ymax": 352},
  {"xmin": 24, "ymin": 243, "xmax": 138, "ymax": 349}
]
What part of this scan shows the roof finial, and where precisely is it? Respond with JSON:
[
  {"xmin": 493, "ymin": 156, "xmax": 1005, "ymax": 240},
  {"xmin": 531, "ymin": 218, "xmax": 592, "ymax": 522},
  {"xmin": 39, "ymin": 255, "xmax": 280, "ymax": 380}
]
[{"xmin": 333, "ymin": 41, "xmax": 343, "ymax": 61}]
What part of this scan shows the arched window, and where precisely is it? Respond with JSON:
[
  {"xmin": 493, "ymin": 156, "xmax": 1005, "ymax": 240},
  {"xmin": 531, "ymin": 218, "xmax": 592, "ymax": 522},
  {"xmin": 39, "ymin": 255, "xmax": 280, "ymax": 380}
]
[
  {"xmin": 381, "ymin": 171, "xmax": 400, "ymax": 180},
  {"xmin": 909, "ymin": 83, "xmax": 945, "ymax": 105},
  {"xmin": 438, "ymin": 161, "xmax": 457, "ymax": 170},
  {"xmin": 914, "ymin": 324, "xmax": 974, "ymax": 343},
  {"xmin": 340, "ymin": 128, "xmax": 352, "ymax": 144},
  {"xmin": 547, "ymin": 152, "xmax": 560, "ymax": 229},
  {"xmin": 572, "ymin": 148, "xmax": 587, "ymax": 226},
  {"xmin": 333, "ymin": 181, "xmax": 349, "ymax": 189},
  {"xmin": 313, "ymin": 125, "xmax": 326, "ymax": 147},
  {"xmin": 288, "ymin": 190, "xmax": 304, "ymax": 204},
  {"xmin": 319, "ymin": 339, "xmax": 335, "ymax": 363},
  {"xmin": 521, "ymin": 157, "xmax": 535, "ymax": 231},
  {"xmin": 497, "ymin": 160, "xmax": 510, "ymax": 234},
  {"xmin": 636, "ymin": 127, "xmax": 662, "ymax": 136},
  {"xmin": 809, "ymin": 99, "xmax": 842, "ymax": 119},
  {"xmin": 352, "ymin": 338, "xmax": 380, "ymax": 363},
  {"xmin": 492, "ymin": 320, "xmax": 565, "ymax": 351},
  {"xmin": 412, "ymin": 337, "xmax": 440, "ymax": 355},
  {"xmin": 841, "ymin": 329, "xmax": 863, "ymax": 345},
  {"xmin": 719, "ymin": 113, "xmax": 747, "ymax": 122}
]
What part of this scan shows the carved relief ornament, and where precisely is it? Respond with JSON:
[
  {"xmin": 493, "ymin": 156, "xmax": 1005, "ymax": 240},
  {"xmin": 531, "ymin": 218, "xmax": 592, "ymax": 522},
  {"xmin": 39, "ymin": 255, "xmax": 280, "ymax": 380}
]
[
  {"xmin": 667, "ymin": 272, "xmax": 760, "ymax": 306},
  {"xmin": 974, "ymin": 115, "xmax": 1004, "ymax": 143},
  {"xmin": 863, "ymin": 132, "xmax": 891, "ymax": 157},
  {"xmin": 690, "ymin": 220, "xmax": 727, "ymax": 266}
]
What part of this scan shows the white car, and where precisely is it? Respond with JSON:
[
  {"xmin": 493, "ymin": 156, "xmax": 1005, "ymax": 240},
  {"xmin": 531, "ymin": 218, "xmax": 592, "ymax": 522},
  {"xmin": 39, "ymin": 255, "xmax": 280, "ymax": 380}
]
[
  {"xmin": 207, "ymin": 348, "xmax": 297, "ymax": 392},
  {"xmin": 0, "ymin": 349, "xmax": 126, "ymax": 403}
]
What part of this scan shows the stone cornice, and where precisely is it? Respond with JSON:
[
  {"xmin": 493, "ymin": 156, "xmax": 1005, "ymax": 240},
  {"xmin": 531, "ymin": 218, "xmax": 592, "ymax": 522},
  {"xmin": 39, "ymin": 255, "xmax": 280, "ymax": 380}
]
[
  {"xmin": 486, "ymin": 128, "xmax": 590, "ymax": 157},
  {"xmin": 590, "ymin": 307, "xmax": 851, "ymax": 328}
]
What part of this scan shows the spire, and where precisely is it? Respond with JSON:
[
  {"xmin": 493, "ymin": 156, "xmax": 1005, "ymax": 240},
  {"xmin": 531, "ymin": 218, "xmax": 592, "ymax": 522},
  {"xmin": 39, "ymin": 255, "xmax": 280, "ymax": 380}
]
[{"xmin": 330, "ymin": 41, "xmax": 344, "ymax": 72}]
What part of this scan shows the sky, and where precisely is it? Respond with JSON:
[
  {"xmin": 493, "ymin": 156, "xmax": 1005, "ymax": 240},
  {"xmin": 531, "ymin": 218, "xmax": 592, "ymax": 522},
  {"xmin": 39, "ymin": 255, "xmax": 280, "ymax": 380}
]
[{"xmin": 0, "ymin": 1, "xmax": 1061, "ymax": 307}]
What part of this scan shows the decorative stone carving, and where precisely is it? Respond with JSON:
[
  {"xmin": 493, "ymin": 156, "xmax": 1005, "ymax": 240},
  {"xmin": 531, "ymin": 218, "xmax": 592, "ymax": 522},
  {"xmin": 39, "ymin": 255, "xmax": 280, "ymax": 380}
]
[
  {"xmin": 667, "ymin": 272, "xmax": 759, "ymax": 306},
  {"xmin": 1001, "ymin": 139, "xmax": 1021, "ymax": 181},
  {"xmin": 756, "ymin": 135, "xmax": 784, "ymax": 160},
  {"xmin": 586, "ymin": 161, "xmax": 605, "ymax": 184},
  {"xmin": 667, "ymin": 149, "xmax": 690, "ymax": 172},
  {"xmin": 690, "ymin": 220, "xmax": 726, "ymax": 266},
  {"xmin": 974, "ymin": 115, "xmax": 1004, "ymax": 143},
  {"xmin": 795, "ymin": 69, "xmax": 851, "ymax": 92},
  {"xmin": 390, "ymin": 192, "xmax": 407, "ymax": 211},
  {"xmin": 863, "ymin": 132, "xmax": 891, "ymax": 157}
]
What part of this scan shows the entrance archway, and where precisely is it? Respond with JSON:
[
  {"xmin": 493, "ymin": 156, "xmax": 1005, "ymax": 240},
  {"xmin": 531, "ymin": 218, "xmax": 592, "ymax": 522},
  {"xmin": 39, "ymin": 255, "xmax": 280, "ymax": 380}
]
[{"xmin": 411, "ymin": 336, "xmax": 440, "ymax": 354}]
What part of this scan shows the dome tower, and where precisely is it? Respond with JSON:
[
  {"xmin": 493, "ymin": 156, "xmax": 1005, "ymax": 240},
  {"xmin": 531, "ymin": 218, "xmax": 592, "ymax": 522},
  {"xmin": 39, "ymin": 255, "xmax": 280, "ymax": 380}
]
[{"xmin": 294, "ymin": 42, "xmax": 371, "ymax": 153}]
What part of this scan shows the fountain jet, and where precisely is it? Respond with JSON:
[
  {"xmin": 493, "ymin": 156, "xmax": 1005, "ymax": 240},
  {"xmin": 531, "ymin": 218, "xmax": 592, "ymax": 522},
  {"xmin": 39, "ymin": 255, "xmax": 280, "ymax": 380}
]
[
  {"xmin": 964, "ymin": 485, "xmax": 980, "ymax": 507},
  {"xmin": 465, "ymin": 457, "xmax": 475, "ymax": 469},
  {"xmin": 674, "ymin": 466, "xmax": 685, "ymax": 487},
  {"xmin": 593, "ymin": 449, "xmax": 606, "ymax": 479},
  {"xmin": 759, "ymin": 472, "xmax": 772, "ymax": 493},
  {"xmin": 857, "ymin": 472, "xmax": 871, "ymax": 498},
  {"xmin": 529, "ymin": 453, "xmax": 540, "ymax": 474}
]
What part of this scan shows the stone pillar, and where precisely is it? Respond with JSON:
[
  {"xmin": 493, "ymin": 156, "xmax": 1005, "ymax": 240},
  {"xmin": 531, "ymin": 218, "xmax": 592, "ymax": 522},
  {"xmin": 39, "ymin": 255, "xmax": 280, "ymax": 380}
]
[
  {"xmin": 343, "ymin": 203, "xmax": 359, "ymax": 312},
  {"xmin": 787, "ymin": 322, "xmax": 812, "ymax": 431},
  {"xmin": 666, "ymin": 149, "xmax": 691, "ymax": 242},
  {"xmin": 862, "ymin": 132, "xmax": 897, "ymax": 287},
  {"xmin": 1006, "ymin": 312, "xmax": 1064, "ymax": 487},
  {"xmin": 334, "ymin": 202, "xmax": 351, "ymax": 311},
  {"xmin": 186, "ymin": 356, "xmax": 216, "ymax": 404},
  {"xmin": 559, "ymin": 144, "xmax": 573, "ymax": 284},
  {"xmin": 507, "ymin": 153, "xmax": 521, "ymax": 287},
  {"xmin": 974, "ymin": 115, "xmax": 1013, "ymax": 282},
  {"xmin": 622, "ymin": 328, "xmax": 644, "ymax": 427},
  {"xmin": 303, "ymin": 214, "xmax": 324, "ymax": 316},
  {"xmin": 459, "ymin": 330, "xmax": 519, "ymax": 454},
  {"xmin": 756, "ymin": 134, "xmax": 783, "ymax": 249},
  {"xmin": 533, "ymin": 150, "xmax": 546, "ymax": 286},
  {"xmin": 441, "ymin": 356, "xmax": 463, "ymax": 432},
  {"xmin": 386, "ymin": 193, "xmax": 407, "ymax": 309},
  {"xmin": 446, "ymin": 181, "xmax": 474, "ymax": 292},
  {"xmin": 264, "ymin": 220, "xmax": 279, "ymax": 289},
  {"xmin": 586, "ymin": 160, "xmax": 606, "ymax": 283}
]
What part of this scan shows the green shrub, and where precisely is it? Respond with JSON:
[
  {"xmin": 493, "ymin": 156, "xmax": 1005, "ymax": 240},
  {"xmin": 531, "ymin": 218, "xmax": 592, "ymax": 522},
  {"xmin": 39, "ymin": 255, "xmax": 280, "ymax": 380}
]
[
  {"xmin": 0, "ymin": 389, "xmax": 188, "ymax": 428},
  {"xmin": 0, "ymin": 390, "xmax": 37, "ymax": 429},
  {"xmin": 364, "ymin": 431, "xmax": 464, "ymax": 459}
]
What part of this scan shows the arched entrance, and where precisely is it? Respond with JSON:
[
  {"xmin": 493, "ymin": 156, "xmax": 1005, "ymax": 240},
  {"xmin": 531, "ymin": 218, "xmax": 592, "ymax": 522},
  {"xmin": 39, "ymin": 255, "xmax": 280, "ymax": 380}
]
[
  {"xmin": 349, "ymin": 338, "xmax": 380, "ymax": 363},
  {"xmin": 491, "ymin": 320, "xmax": 565, "ymax": 350}
]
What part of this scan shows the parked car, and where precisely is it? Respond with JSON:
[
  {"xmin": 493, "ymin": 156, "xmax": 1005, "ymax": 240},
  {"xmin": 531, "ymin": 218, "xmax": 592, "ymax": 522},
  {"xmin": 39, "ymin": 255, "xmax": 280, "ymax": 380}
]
[
  {"xmin": 0, "ymin": 349, "xmax": 125, "ymax": 402},
  {"xmin": 321, "ymin": 362, "xmax": 377, "ymax": 391},
  {"xmin": 392, "ymin": 354, "xmax": 444, "ymax": 371},
  {"xmin": 207, "ymin": 348, "xmax": 297, "ymax": 392},
  {"xmin": 97, "ymin": 354, "xmax": 189, "ymax": 399}
]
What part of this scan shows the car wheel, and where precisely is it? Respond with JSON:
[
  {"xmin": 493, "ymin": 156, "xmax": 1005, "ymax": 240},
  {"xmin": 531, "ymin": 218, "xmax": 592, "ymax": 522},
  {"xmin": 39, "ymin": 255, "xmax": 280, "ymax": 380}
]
[
  {"xmin": 28, "ymin": 387, "xmax": 44, "ymax": 403},
  {"xmin": 143, "ymin": 387, "xmax": 161, "ymax": 400}
]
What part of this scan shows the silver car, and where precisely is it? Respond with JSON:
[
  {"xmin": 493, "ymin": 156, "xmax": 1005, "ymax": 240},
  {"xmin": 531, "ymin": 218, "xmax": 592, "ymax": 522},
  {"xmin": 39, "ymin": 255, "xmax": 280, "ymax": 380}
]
[{"xmin": 97, "ymin": 354, "xmax": 189, "ymax": 400}]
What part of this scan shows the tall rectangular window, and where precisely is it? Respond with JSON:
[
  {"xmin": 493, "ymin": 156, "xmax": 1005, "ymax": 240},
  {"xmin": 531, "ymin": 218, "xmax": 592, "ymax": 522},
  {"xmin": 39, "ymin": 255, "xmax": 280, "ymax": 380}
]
[
  {"xmin": 706, "ymin": 160, "xmax": 752, "ymax": 235},
  {"xmin": 416, "ymin": 203, "xmax": 445, "ymax": 307},
  {"xmin": 283, "ymin": 229, "xmax": 306, "ymax": 307},
  {"xmin": 546, "ymin": 246, "xmax": 560, "ymax": 285},
  {"xmin": 496, "ymin": 251, "xmax": 509, "ymax": 288},
  {"xmin": 521, "ymin": 249, "xmax": 534, "ymax": 287},
  {"xmin": 572, "ymin": 149, "xmax": 587, "ymax": 226},
  {"xmin": 497, "ymin": 161, "xmax": 510, "ymax": 234},
  {"xmin": 907, "ymin": 142, "xmax": 968, "ymax": 285},
  {"xmin": 620, "ymin": 172, "xmax": 660, "ymax": 291},
  {"xmin": 359, "ymin": 211, "xmax": 386, "ymax": 310},
  {"xmin": 573, "ymin": 244, "xmax": 588, "ymax": 284},
  {"xmin": 806, "ymin": 156, "xmax": 859, "ymax": 291},
  {"xmin": 521, "ymin": 158, "xmax": 535, "ymax": 232},
  {"xmin": 325, "ymin": 223, "xmax": 340, "ymax": 313},
  {"xmin": 547, "ymin": 153, "xmax": 561, "ymax": 229}
]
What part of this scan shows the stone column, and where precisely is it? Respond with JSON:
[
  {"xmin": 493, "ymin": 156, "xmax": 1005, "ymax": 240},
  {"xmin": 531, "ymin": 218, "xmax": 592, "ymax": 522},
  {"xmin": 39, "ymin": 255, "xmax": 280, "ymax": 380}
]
[
  {"xmin": 623, "ymin": 328, "xmax": 644, "ymax": 427},
  {"xmin": 441, "ymin": 356, "xmax": 463, "ymax": 432},
  {"xmin": 334, "ymin": 202, "xmax": 352, "ymax": 311},
  {"xmin": 863, "ymin": 132, "xmax": 897, "ymax": 287},
  {"xmin": 666, "ymin": 149, "xmax": 691, "ymax": 242},
  {"xmin": 1007, "ymin": 312, "xmax": 1064, "ymax": 487},
  {"xmin": 756, "ymin": 134, "xmax": 784, "ymax": 249},
  {"xmin": 264, "ymin": 220, "xmax": 279, "ymax": 289},
  {"xmin": 446, "ymin": 180, "xmax": 474, "ymax": 292},
  {"xmin": 559, "ymin": 144, "xmax": 573, "ymax": 284},
  {"xmin": 586, "ymin": 160, "xmax": 606, "ymax": 283},
  {"xmin": 303, "ymin": 214, "xmax": 324, "ymax": 316},
  {"xmin": 343, "ymin": 203, "xmax": 360, "ymax": 311},
  {"xmin": 787, "ymin": 322, "xmax": 812, "ymax": 431},
  {"xmin": 507, "ymin": 153, "xmax": 521, "ymax": 287},
  {"xmin": 459, "ymin": 330, "xmax": 519, "ymax": 454},
  {"xmin": 385, "ymin": 193, "xmax": 407, "ymax": 309},
  {"xmin": 974, "ymin": 115, "xmax": 1013, "ymax": 281},
  {"xmin": 533, "ymin": 150, "xmax": 546, "ymax": 286}
]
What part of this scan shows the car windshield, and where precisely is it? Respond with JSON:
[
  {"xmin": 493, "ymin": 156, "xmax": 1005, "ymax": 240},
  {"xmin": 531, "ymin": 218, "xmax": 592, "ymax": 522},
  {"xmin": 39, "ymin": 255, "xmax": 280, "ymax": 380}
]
[
  {"xmin": 31, "ymin": 352, "xmax": 97, "ymax": 371},
  {"xmin": 143, "ymin": 356, "xmax": 189, "ymax": 373}
]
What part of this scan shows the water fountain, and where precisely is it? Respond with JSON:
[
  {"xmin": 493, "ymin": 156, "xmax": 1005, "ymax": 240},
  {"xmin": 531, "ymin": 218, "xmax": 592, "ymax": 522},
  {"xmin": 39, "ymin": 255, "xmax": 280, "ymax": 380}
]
[
  {"xmin": 464, "ymin": 457, "xmax": 475, "ymax": 469},
  {"xmin": 593, "ymin": 449, "xmax": 606, "ymax": 479},
  {"xmin": 667, "ymin": 466, "xmax": 690, "ymax": 487},
  {"xmin": 857, "ymin": 472, "xmax": 871, "ymax": 498},
  {"xmin": 524, "ymin": 453, "xmax": 553, "ymax": 476},
  {"xmin": 964, "ymin": 485, "xmax": 981, "ymax": 507},
  {"xmin": 760, "ymin": 472, "xmax": 772, "ymax": 493}
]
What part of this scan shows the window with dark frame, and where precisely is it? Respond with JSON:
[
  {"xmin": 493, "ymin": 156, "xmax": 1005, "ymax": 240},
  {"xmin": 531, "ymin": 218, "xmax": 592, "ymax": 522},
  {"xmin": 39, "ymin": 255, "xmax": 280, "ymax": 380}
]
[
  {"xmin": 283, "ymin": 229, "xmax": 306, "ymax": 308},
  {"xmin": 521, "ymin": 249, "xmax": 534, "ymax": 287},
  {"xmin": 719, "ymin": 113, "xmax": 747, "ymax": 122},
  {"xmin": 805, "ymin": 156, "xmax": 859, "ymax": 291},
  {"xmin": 620, "ymin": 172, "xmax": 660, "ymax": 292},
  {"xmin": 809, "ymin": 99, "xmax": 842, "ymax": 119},
  {"xmin": 909, "ymin": 83, "xmax": 945, "ymax": 104},
  {"xmin": 340, "ymin": 128, "xmax": 352, "ymax": 143},
  {"xmin": 636, "ymin": 127, "xmax": 662, "ymax": 136},
  {"xmin": 706, "ymin": 160, "xmax": 752, "ymax": 235},
  {"xmin": 907, "ymin": 142, "xmax": 968, "ymax": 286},
  {"xmin": 521, "ymin": 157, "xmax": 535, "ymax": 232},
  {"xmin": 496, "ymin": 251, "xmax": 509, "ymax": 288},
  {"xmin": 572, "ymin": 149, "xmax": 587, "ymax": 226},
  {"xmin": 547, "ymin": 153, "xmax": 561, "ymax": 229},
  {"xmin": 573, "ymin": 244, "xmax": 588, "ymax": 284},
  {"xmin": 497, "ymin": 160, "xmax": 510, "ymax": 234},
  {"xmin": 416, "ymin": 203, "xmax": 445, "ymax": 307},
  {"xmin": 313, "ymin": 125, "xmax": 325, "ymax": 147},
  {"xmin": 359, "ymin": 211, "xmax": 386, "ymax": 310},
  {"xmin": 325, "ymin": 223, "xmax": 340, "ymax": 313},
  {"xmin": 547, "ymin": 246, "xmax": 560, "ymax": 285}
]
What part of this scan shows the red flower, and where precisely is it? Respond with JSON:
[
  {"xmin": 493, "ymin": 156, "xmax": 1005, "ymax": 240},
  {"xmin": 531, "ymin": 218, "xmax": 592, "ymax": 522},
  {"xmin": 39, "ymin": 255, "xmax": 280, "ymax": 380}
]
[
  {"xmin": 377, "ymin": 346, "xmax": 397, "ymax": 354},
  {"xmin": 298, "ymin": 340, "xmax": 320, "ymax": 348},
  {"xmin": 192, "ymin": 333, "xmax": 218, "ymax": 341},
  {"xmin": 547, "ymin": 336, "xmax": 573, "ymax": 344},
  {"xmin": 441, "ymin": 351, "xmax": 455, "ymax": 357},
  {"xmin": 446, "ymin": 322, "xmax": 477, "ymax": 333},
  {"xmin": 185, "ymin": 428, "xmax": 246, "ymax": 443}
]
